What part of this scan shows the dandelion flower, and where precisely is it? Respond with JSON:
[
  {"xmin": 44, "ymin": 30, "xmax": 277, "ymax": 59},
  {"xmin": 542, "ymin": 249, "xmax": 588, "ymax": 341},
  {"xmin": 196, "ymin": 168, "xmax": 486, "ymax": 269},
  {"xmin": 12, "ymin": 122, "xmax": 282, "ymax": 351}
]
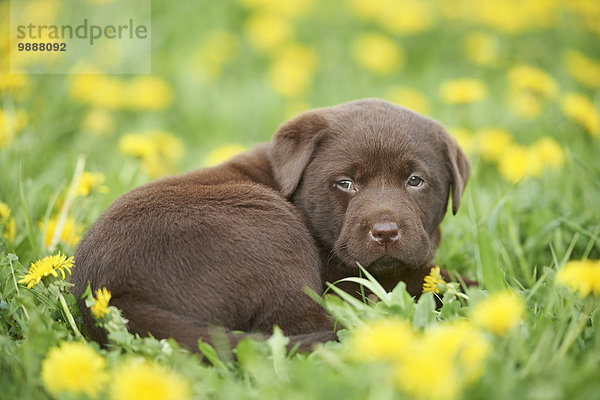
[
  {"xmin": 119, "ymin": 131, "xmax": 183, "ymax": 179},
  {"xmin": 203, "ymin": 144, "xmax": 247, "ymax": 167},
  {"xmin": 349, "ymin": 0, "xmax": 433, "ymax": 34},
  {"xmin": 508, "ymin": 90, "xmax": 542, "ymax": 119},
  {"xmin": 463, "ymin": 31, "xmax": 499, "ymax": 66},
  {"xmin": 109, "ymin": 359, "xmax": 189, "ymax": 400},
  {"xmin": 119, "ymin": 133, "xmax": 157, "ymax": 160},
  {"xmin": 82, "ymin": 108, "xmax": 115, "ymax": 137},
  {"xmin": 41, "ymin": 341, "xmax": 108, "ymax": 397},
  {"xmin": 471, "ymin": 291, "xmax": 525, "ymax": 335},
  {"xmin": 352, "ymin": 32, "xmax": 403, "ymax": 76},
  {"xmin": 244, "ymin": 12, "xmax": 292, "ymax": 52},
  {"xmin": 126, "ymin": 76, "xmax": 173, "ymax": 110},
  {"xmin": 239, "ymin": 0, "xmax": 313, "ymax": 18},
  {"xmin": 564, "ymin": 50, "xmax": 600, "ymax": 88},
  {"xmin": 0, "ymin": 72, "xmax": 28, "ymax": 91},
  {"xmin": 69, "ymin": 74, "xmax": 126, "ymax": 110},
  {"xmin": 18, "ymin": 252, "xmax": 75, "ymax": 289},
  {"xmin": 349, "ymin": 0, "xmax": 382, "ymax": 20},
  {"xmin": 268, "ymin": 43, "xmax": 317, "ymax": 97},
  {"xmin": 530, "ymin": 137, "xmax": 564, "ymax": 170},
  {"xmin": 475, "ymin": 0, "xmax": 558, "ymax": 34},
  {"xmin": 77, "ymin": 172, "xmax": 108, "ymax": 197},
  {"xmin": 0, "ymin": 201, "xmax": 16, "ymax": 242},
  {"xmin": 386, "ymin": 86, "xmax": 429, "ymax": 115},
  {"xmin": 556, "ymin": 260, "xmax": 600, "ymax": 298},
  {"xmin": 394, "ymin": 321, "xmax": 490, "ymax": 400},
  {"xmin": 508, "ymin": 65, "xmax": 558, "ymax": 98},
  {"xmin": 497, "ymin": 144, "xmax": 543, "ymax": 183},
  {"xmin": 377, "ymin": 0, "xmax": 433, "ymax": 35},
  {"xmin": 422, "ymin": 266, "xmax": 446, "ymax": 294},
  {"xmin": 192, "ymin": 31, "xmax": 240, "ymax": 81},
  {"xmin": 91, "ymin": 287, "xmax": 112, "ymax": 319},
  {"xmin": 350, "ymin": 318, "xmax": 415, "ymax": 360},
  {"xmin": 0, "ymin": 108, "xmax": 28, "ymax": 148},
  {"xmin": 448, "ymin": 128, "xmax": 474, "ymax": 155},
  {"xmin": 152, "ymin": 131, "xmax": 184, "ymax": 163},
  {"xmin": 440, "ymin": 79, "xmax": 487, "ymax": 104},
  {"xmin": 476, "ymin": 128, "xmax": 513, "ymax": 162},
  {"xmin": 560, "ymin": 93, "xmax": 599, "ymax": 136},
  {"xmin": 41, "ymin": 216, "xmax": 82, "ymax": 248}
]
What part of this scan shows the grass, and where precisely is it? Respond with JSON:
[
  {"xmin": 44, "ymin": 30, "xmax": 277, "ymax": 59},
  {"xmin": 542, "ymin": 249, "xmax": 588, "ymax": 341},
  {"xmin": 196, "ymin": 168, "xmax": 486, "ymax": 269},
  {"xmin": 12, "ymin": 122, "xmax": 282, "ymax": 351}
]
[{"xmin": 1, "ymin": 0, "xmax": 600, "ymax": 399}]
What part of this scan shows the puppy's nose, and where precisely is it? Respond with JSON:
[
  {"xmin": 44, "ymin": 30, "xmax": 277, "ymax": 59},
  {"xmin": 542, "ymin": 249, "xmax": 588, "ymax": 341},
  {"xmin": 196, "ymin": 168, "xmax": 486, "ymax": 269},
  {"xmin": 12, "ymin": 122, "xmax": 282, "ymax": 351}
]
[{"xmin": 369, "ymin": 222, "xmax": 400, "ymax": 245}]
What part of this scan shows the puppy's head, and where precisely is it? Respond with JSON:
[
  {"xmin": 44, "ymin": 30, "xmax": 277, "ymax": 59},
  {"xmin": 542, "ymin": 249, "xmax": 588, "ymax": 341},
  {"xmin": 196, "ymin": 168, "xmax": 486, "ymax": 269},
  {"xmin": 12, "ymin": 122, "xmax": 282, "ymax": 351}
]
[{"xmin": 271, "ymin": 99, "xmax": 469, "ymax": 275}]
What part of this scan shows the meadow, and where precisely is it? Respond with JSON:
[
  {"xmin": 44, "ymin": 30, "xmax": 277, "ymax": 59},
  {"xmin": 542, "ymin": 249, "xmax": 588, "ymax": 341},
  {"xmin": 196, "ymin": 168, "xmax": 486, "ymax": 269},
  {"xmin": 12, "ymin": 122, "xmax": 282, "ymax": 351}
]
[{"xmin": 1, "ymin": 0, "xmax": 600, "ymax": 399}]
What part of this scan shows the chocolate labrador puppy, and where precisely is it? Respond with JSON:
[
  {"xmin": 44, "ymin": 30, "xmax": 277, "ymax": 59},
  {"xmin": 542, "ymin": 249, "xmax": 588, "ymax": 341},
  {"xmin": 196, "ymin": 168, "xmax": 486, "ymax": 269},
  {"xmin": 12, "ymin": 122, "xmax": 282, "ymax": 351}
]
[{"xmin": 71, "ymin": 98, "xmax": 469, "ymax": 351}]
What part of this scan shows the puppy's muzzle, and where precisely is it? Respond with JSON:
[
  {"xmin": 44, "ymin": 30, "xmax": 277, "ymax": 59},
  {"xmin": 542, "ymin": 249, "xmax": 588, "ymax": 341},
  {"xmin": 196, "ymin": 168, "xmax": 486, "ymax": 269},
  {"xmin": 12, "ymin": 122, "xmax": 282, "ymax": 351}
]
[{"xmin": 368, "ymin": 221, "xmax": 400, "ymax": 245}]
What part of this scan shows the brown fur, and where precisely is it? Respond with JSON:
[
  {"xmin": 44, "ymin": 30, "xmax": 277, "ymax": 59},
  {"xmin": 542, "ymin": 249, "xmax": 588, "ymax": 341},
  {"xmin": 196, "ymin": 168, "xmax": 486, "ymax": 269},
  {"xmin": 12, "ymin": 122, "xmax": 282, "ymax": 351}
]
[{"xmin": 71, "ymin": 99, "xmax": 470, "ymax": 351}]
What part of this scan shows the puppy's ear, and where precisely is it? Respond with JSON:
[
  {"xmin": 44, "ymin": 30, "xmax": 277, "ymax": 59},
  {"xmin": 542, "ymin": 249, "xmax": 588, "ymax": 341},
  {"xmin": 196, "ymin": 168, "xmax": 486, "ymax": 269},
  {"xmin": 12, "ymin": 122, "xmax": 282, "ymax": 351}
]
[
  {"xmin": 444, "ymin": 135, "xmax": 470, "ymax": 215},
  {"xmin": 270, "ymin": 111, "xmax": 329, "ymax": 197}
]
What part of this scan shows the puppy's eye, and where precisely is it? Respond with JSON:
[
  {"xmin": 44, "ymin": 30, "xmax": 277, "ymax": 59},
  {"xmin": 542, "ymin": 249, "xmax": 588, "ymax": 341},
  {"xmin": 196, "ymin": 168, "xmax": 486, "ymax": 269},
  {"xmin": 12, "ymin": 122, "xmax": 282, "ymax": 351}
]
[
  {"xmin": 335, "ymin": 179, "xmax": 356, "ymax": 192},
  {"xmin": 407, "ymin": 175, "xmax": 424, "ymax": 187}
]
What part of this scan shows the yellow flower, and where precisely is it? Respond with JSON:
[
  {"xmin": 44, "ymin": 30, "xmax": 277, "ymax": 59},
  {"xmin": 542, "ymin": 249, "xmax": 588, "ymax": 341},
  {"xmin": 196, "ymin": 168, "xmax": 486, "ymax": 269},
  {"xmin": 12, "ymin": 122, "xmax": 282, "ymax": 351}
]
[
  {"xmin": 69, "ymin": 74, "xmax": 126, "ymax": 110},
  {"xmin": 0, "ymin": 201, "xmax": 16, "ymax": 242},
  {"xmin": 192, "ymin": 31, "xmax": 240, "ymax": 82},
  {"xmin": 119, "ymin": 134, "xmax": 157, "ymax": 159},
  {"xmin": 41, "ymin": 341, "xmax": 108, "ymax": 398},
  {"xmin": 440, "ymin": 79, "xmax": 487, "ymax": 104},
  {"xmin": 244, "ymin": 12, "xmax": 292, "ymax": 52},
  {"xmin": 508, "ymin": 90, "xmax": 542, "ymax": 119},
  {"xmin": 91, "ymin": 287, "xmax": 112, "ymax": 319},
  {"xmin": 203, "ymin": 144, "xmax": 247, "ymax": 167},
  {"xmin": 349, "ymin": 0, "xmax": 433, "ymax": 34},
  {"xmin": 386, "ymin": 86, "xmax": 429, "ymax": 115},
  {"xmin": 377, "ymin": 0, "xmax": 434, "ymax": 35},
  {"xmin": 352, "ymin": 32, "xmax": 403, "ymax": 75},
  {"xmin": 77, "ymin": 172, "xmax": 108, "ymax": 197},
  {"xmin": 556, "ymin": 260, "xmax": 600, "ymax": 298},
  {"xmin": 153, "ymin": 131, "xmax": 184, "ymax": 163},
  {"xmin": 448, "ymin": 128, "xmax": 475, "ymax": 155},
  {"xmin": 0, "ymin": 108, "xmax": 27, "ymax": 148},
  {"xmin": 18, "ymin": 252, "xmax": 75, "ymax": 289},
  {"xmin": 530, "ymin": 137, "xmax": 564, "ymax": 170},
  {"xmin": 474, "ymin": 0, "xmax": 559, "ymax": 34},
  {"xmin": 565, "ymin": 1, "xmax": 600, "ymax": 36},
  {"xmin": 119, "ymin": 131, "xmax": 183, "ymax": 178},
  {"xmin": 126, "ymin": 76, "xmax": 173, "ymax": 110},
  {"xmin": 394, "ymin": 321, "xmax": 490, "ymax": 400},
  {"xmin": 422, "ymin": 266, "xmax": 446, "ymax": 294},
  {"xmin": 109, "ymin": 359, "xmax": 189, "ymax": 400},
  {"xmin": 238, "ymin": 0, "xmax": 313, "ymax": 18},
  {"xmin": 82, "ymin": 109, "xmax": 115, "ymax": 137},
  {"xmin": 471, "ymin": 291, "xmax": 525, "ymax": 336},
  {"xmin": 0, "ymin": 72, "xmax": 29, "ymax": 91},
  {"xmin": 349, "ymin": 318, "xmax": 416, "ymax": 361},
  {"xmin": 119, "ymin": 131, "xmax": 182, "ymax": 162},
  {"xmin": 349, "ymin": 0, "xmax": 382, "ymax": 20},
  {"xmin": 268, "ymin": 43, "xmax": 317, "ymax": 97},
  {"xmin": 463, "ymin": 31, "xmax": 499, "ymax": 66},
  {"xmin": 560, "ymin": 93, "xmax": 599, "ymax": 136},
  {"xmin": 508, "ymin": 65, "xmax": 558, "ymax": 98},
  {"xmin": 41, "ymin": 216, "xmax": 82, "ymax": 248},
  {"xmin": 476, "ymin": 128, "xmax": 513, "ymax": 162},
  {"xmin": 564, "ymin": 50, "xmax": 600, "ymax": 88},
  {"xmin": 497, "ymin": 144, "xmax": 543, "ymax": 183}
]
